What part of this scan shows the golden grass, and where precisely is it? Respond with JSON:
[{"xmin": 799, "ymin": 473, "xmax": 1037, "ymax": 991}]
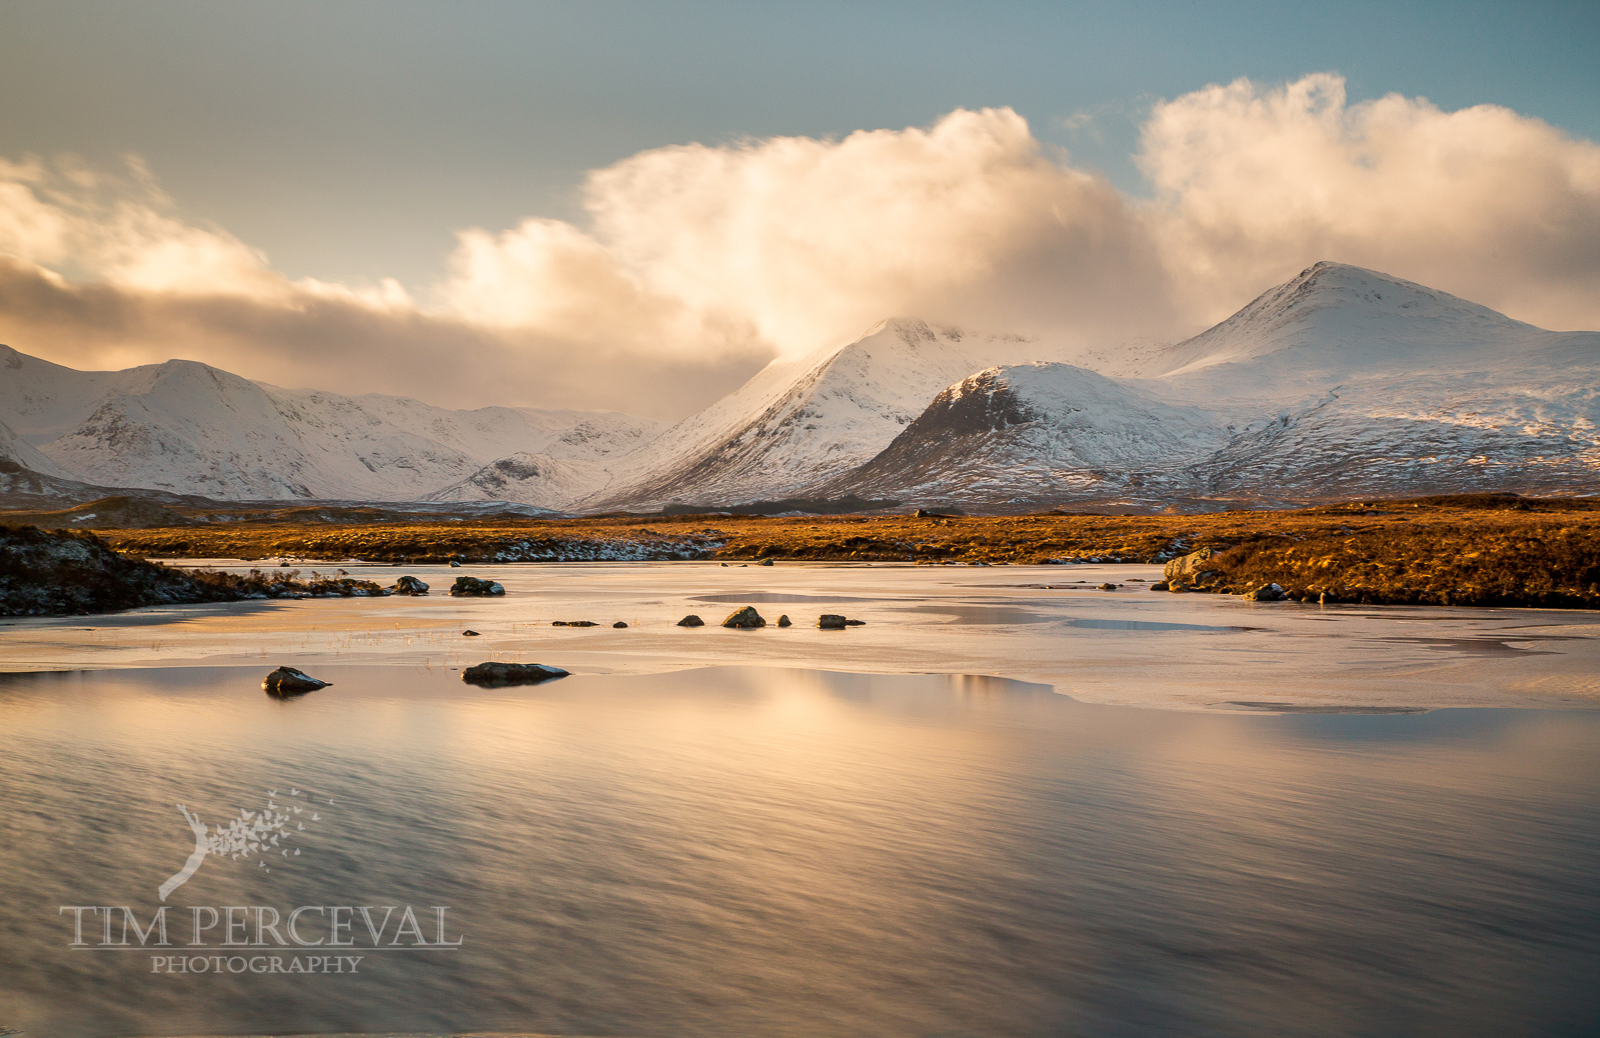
[{"xmin": 78, "ymin": 493, "xmax": 1600, "ymax": 609}]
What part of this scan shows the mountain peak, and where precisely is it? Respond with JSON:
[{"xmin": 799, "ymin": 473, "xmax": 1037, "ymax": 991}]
[{"xmin": 1145, "ymin": 261, "xmax": 1539, "ymax": 382}]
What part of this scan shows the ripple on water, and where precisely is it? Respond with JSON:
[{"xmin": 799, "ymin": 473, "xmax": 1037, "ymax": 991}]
[{"xmin": 0, "ymin": 665, "xmax": 1596, "ymax": 1038}]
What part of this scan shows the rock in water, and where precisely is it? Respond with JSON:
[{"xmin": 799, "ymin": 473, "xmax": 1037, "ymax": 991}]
[
  {"xmin": 613, "ymin": 621, "xmax": 628, "ymax": 628},
  {"xmin": 818, "ymin": 614, "xmax": 848, "ymax": 629},
  {"xmin": 722, "ymin": 606, "xmax": 767, "ymax": 628},
  {"xmin": 463, "ymin": 630, "xmax": 481, "ymax": 636},
  {"xmin": 677, "ymin": 614, "xmax": 705, "ymax": 627},
  {"xmin": 263, "ymin": 666, "xmax": 331, "ymax": 696},
  {"xmin": 759, "ymin": 558, "xmax": 774, "ymax": 566},
  {"xmin": 1163, "ymin": 547, "xmax": 1216, "ymax": 587},
  {"xmin": 1247, "ymin": 583, "xmax": 1287, "ymax": 602},
  {"xmin": 461, "ymin": 662, "xmax": 569, "ymax": 687},
  {"xmin": 552, "ymin": 620, "xmax": 598, "ymax": 627},
  {"xmin": 776, "ymin": 615, "xmax": 792, "ymax": 627},
  {"xmin": 449, "ymin": 560, "xmax": 462, "ymax": 568},
  {"xmin": 845, "ymin": 619, "xmax": 866, "ymax": 626},
  {"xmin": 450, "ymin": 576, "xmax": 505, "ymax": 596},
  {"xmin": 392, "ymin": 575, "xmax": 429, "ymax": 595},
  {"xmin": 1098, "ymin": 582, "xmax": 1118, "ymax": 591},
  {"xmin": 1150, "ymin": 581, "xmax": 1170, "ymax": 591}
]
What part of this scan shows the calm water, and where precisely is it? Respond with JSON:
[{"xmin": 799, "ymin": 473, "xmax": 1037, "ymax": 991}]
[{"xmin": 0, "ymin": 664, "xmax": 1597, "ymax": 1037}]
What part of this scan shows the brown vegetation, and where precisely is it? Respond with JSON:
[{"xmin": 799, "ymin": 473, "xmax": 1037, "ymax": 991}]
[{"xmin": 11, "ymin": 493, "xmax": 1598, "ymax": 611}]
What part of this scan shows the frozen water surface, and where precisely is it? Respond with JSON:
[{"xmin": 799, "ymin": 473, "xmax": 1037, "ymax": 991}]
[
  {"xmin": 3, "ymin": 561, "xmax": 1599, "ymax": 710},
  {"xmin": 2, "ymin": 562, "xmax": 1598, "ymax": 1036}
]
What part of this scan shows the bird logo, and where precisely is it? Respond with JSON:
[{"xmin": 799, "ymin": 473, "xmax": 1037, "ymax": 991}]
[{"xmin": 158, "ymin": 787, "xmax": 333, "ymax": 901}]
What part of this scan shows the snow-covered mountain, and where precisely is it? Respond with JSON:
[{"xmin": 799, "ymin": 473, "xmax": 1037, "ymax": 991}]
[
  {"xmin": 1157, "ymin": 263, "xmax": 1600, "ymax": 500},
  {"xmin": 1138, "ymin": 261, "xmax": 1552, "ymax": 386},
  {"xmin": 0, "ymin": 415, "xmax": 68, "ymax": 478},
  {"xmin": 815, "ymin": 362, "xmax": 1224, "ymax": 504},
  {"xmin": 0, "ymin": 345, "xmax": 660, "ymax": 505},
  {"xmin": 580, "ymin": 319, "xmax": 1040, "ymax": 510},
  {"xmin": 825, "ymin": 263, "xmax": 1600, "ymax": 506},
  {"xmin": 5, "ymin": 263, "xmax": 1595, "ymax": 514}
]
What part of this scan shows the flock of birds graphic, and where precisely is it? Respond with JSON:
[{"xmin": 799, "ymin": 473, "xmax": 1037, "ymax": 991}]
[{"xmin": 196, "ymin": 787, "xmax": 332, "ymax": 873}]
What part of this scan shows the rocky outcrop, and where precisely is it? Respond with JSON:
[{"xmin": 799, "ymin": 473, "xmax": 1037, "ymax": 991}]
[
  {"xmin": 1163, "ymin": 547, "xmax": 1217, "ymax": 586},
  {"xmin": 0, "ymin": 524, "xmax": 235, "ymax": 616},
  {"xmin": 449, "ymin": 576, "xmax": 505, "ymax": 596},
  {"xmin": 722, "ymin": 606, "xmax": 766, "ymax": 628},
  {"xmin": 461, "ymin": 661, "xmax": 569, "ymax": 686},
  {"xmin": 262, "ymin": 666, "xmax": 331, "ymax": 696}
]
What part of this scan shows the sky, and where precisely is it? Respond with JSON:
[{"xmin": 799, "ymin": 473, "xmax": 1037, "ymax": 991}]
[{"xmin": 1, "ymin": 0, "xmax": 1598, "ymax": 418}]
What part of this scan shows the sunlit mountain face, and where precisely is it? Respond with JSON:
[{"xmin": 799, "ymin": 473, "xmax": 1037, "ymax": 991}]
[{"xmin": 5, "ymin": 264, "xmax": 1595, "ymax": 513}]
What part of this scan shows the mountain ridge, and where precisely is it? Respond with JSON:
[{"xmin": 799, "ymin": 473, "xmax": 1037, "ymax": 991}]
[{"xmin": 4, "ymin": 262, "xmax": 1596, "ymax": 514}]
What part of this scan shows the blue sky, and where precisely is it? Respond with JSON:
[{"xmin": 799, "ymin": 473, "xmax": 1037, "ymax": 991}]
[{"xmin": 4, "ymin": 0, "xmax": 1596, "ymax": 290}]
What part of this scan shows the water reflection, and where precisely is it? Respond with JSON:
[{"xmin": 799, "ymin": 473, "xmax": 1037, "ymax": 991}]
[{"xmin": 0, "ymin": 665, "xmax": 1595, "ymax": 1037}]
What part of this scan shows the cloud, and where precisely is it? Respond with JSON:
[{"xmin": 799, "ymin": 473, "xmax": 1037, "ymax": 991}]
[
  {"xmin": 439, "ymin": 107, "xmax": 1175, "ymax": 359},
  {"xmin": 0, "ymin": 254, "xmax": 760, "ymax": 417},
  {"xmin": 1142, "ymin": 73, "xmax": 1600, "ymax": 331},
  {"xmin": 0, "ymin": 157, "xmax": 767, "ymax": 416},
  {"xmin": 573, "ymin": 107, "xmax": 1175, "ymax": 353},
  {"xmin": 2, "ymin": 75, "xmax": 1598, "ymax": 422}
]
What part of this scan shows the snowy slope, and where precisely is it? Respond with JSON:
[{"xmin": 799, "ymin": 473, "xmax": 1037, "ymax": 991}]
[
  {"xmin": 0, "ymin": 344, "xmax": 141, "ymax": 446},
  {"xmin": 0, "ymin": 415, "xmax": 70, "ymax": 477},
  {"xmin": 824, "ymin": 263, "xmax": 1600, "ymax": 508},
  {"xmin": 7, "ymin": 263, "xmax": 1595, "ymax": 512},
  {"xmin": 1147, "ymin": 262, "xmax": 1600, "ymax": 499},
  {"xmin": 1142, "ymin": 262, "xmax": 1555, "ymax": 387},
  {"xmin": 1191, "ymin": 369, "xmax": 1600, "ymax": 499},
  {"xmin": 425, "ymin": 453, "xmax": 615, "ymax": 510},
  {"xmin": 582, "ymin": 319, "xmax": 1039, "ymax": 509},
  {"xmin": 820, "ymin": 362, "xmax": 1223, "ymax": 504},
  {"xmin": 2, "ymin": 347, "xmax": 660, "ymax": 504}
]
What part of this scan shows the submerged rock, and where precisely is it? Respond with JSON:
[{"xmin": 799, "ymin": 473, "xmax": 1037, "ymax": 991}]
[
  {"xmin": 776, "ymin": 614, "xmax": 792, "ymax": 627},
  {"xmin": 552, "ymin": 620, "xmax": 598, "ymax": 627},
  {"xmin": 461, "ymin": 661, "xmax": 569, "ymax": 687},
  {"xmin": 845, "ymin": 618, "xmax": 865, "ymax": 626},
  {"xmin": 450, "ymin": 576, "xmax": 505, "ymax": 597},
  {"xmin": 722, "ymin": 606, "xmax": 766, "ymax": 629},
  {"xmin": 677, "ymin": 614, "xmax": 705, "ymax": 627},
  {"xmin": 263, "ymin": 666, "xmax": 331, "ymax": 697},
  {"xmin": 392, "ymin": 575, "xmax": 429, "ymax": 595}
]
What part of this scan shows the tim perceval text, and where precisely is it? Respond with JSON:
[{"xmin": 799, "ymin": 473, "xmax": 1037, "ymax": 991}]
[{"xmin": 59, "ymin": 904, "xmax": 464, "ymax": 974}]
